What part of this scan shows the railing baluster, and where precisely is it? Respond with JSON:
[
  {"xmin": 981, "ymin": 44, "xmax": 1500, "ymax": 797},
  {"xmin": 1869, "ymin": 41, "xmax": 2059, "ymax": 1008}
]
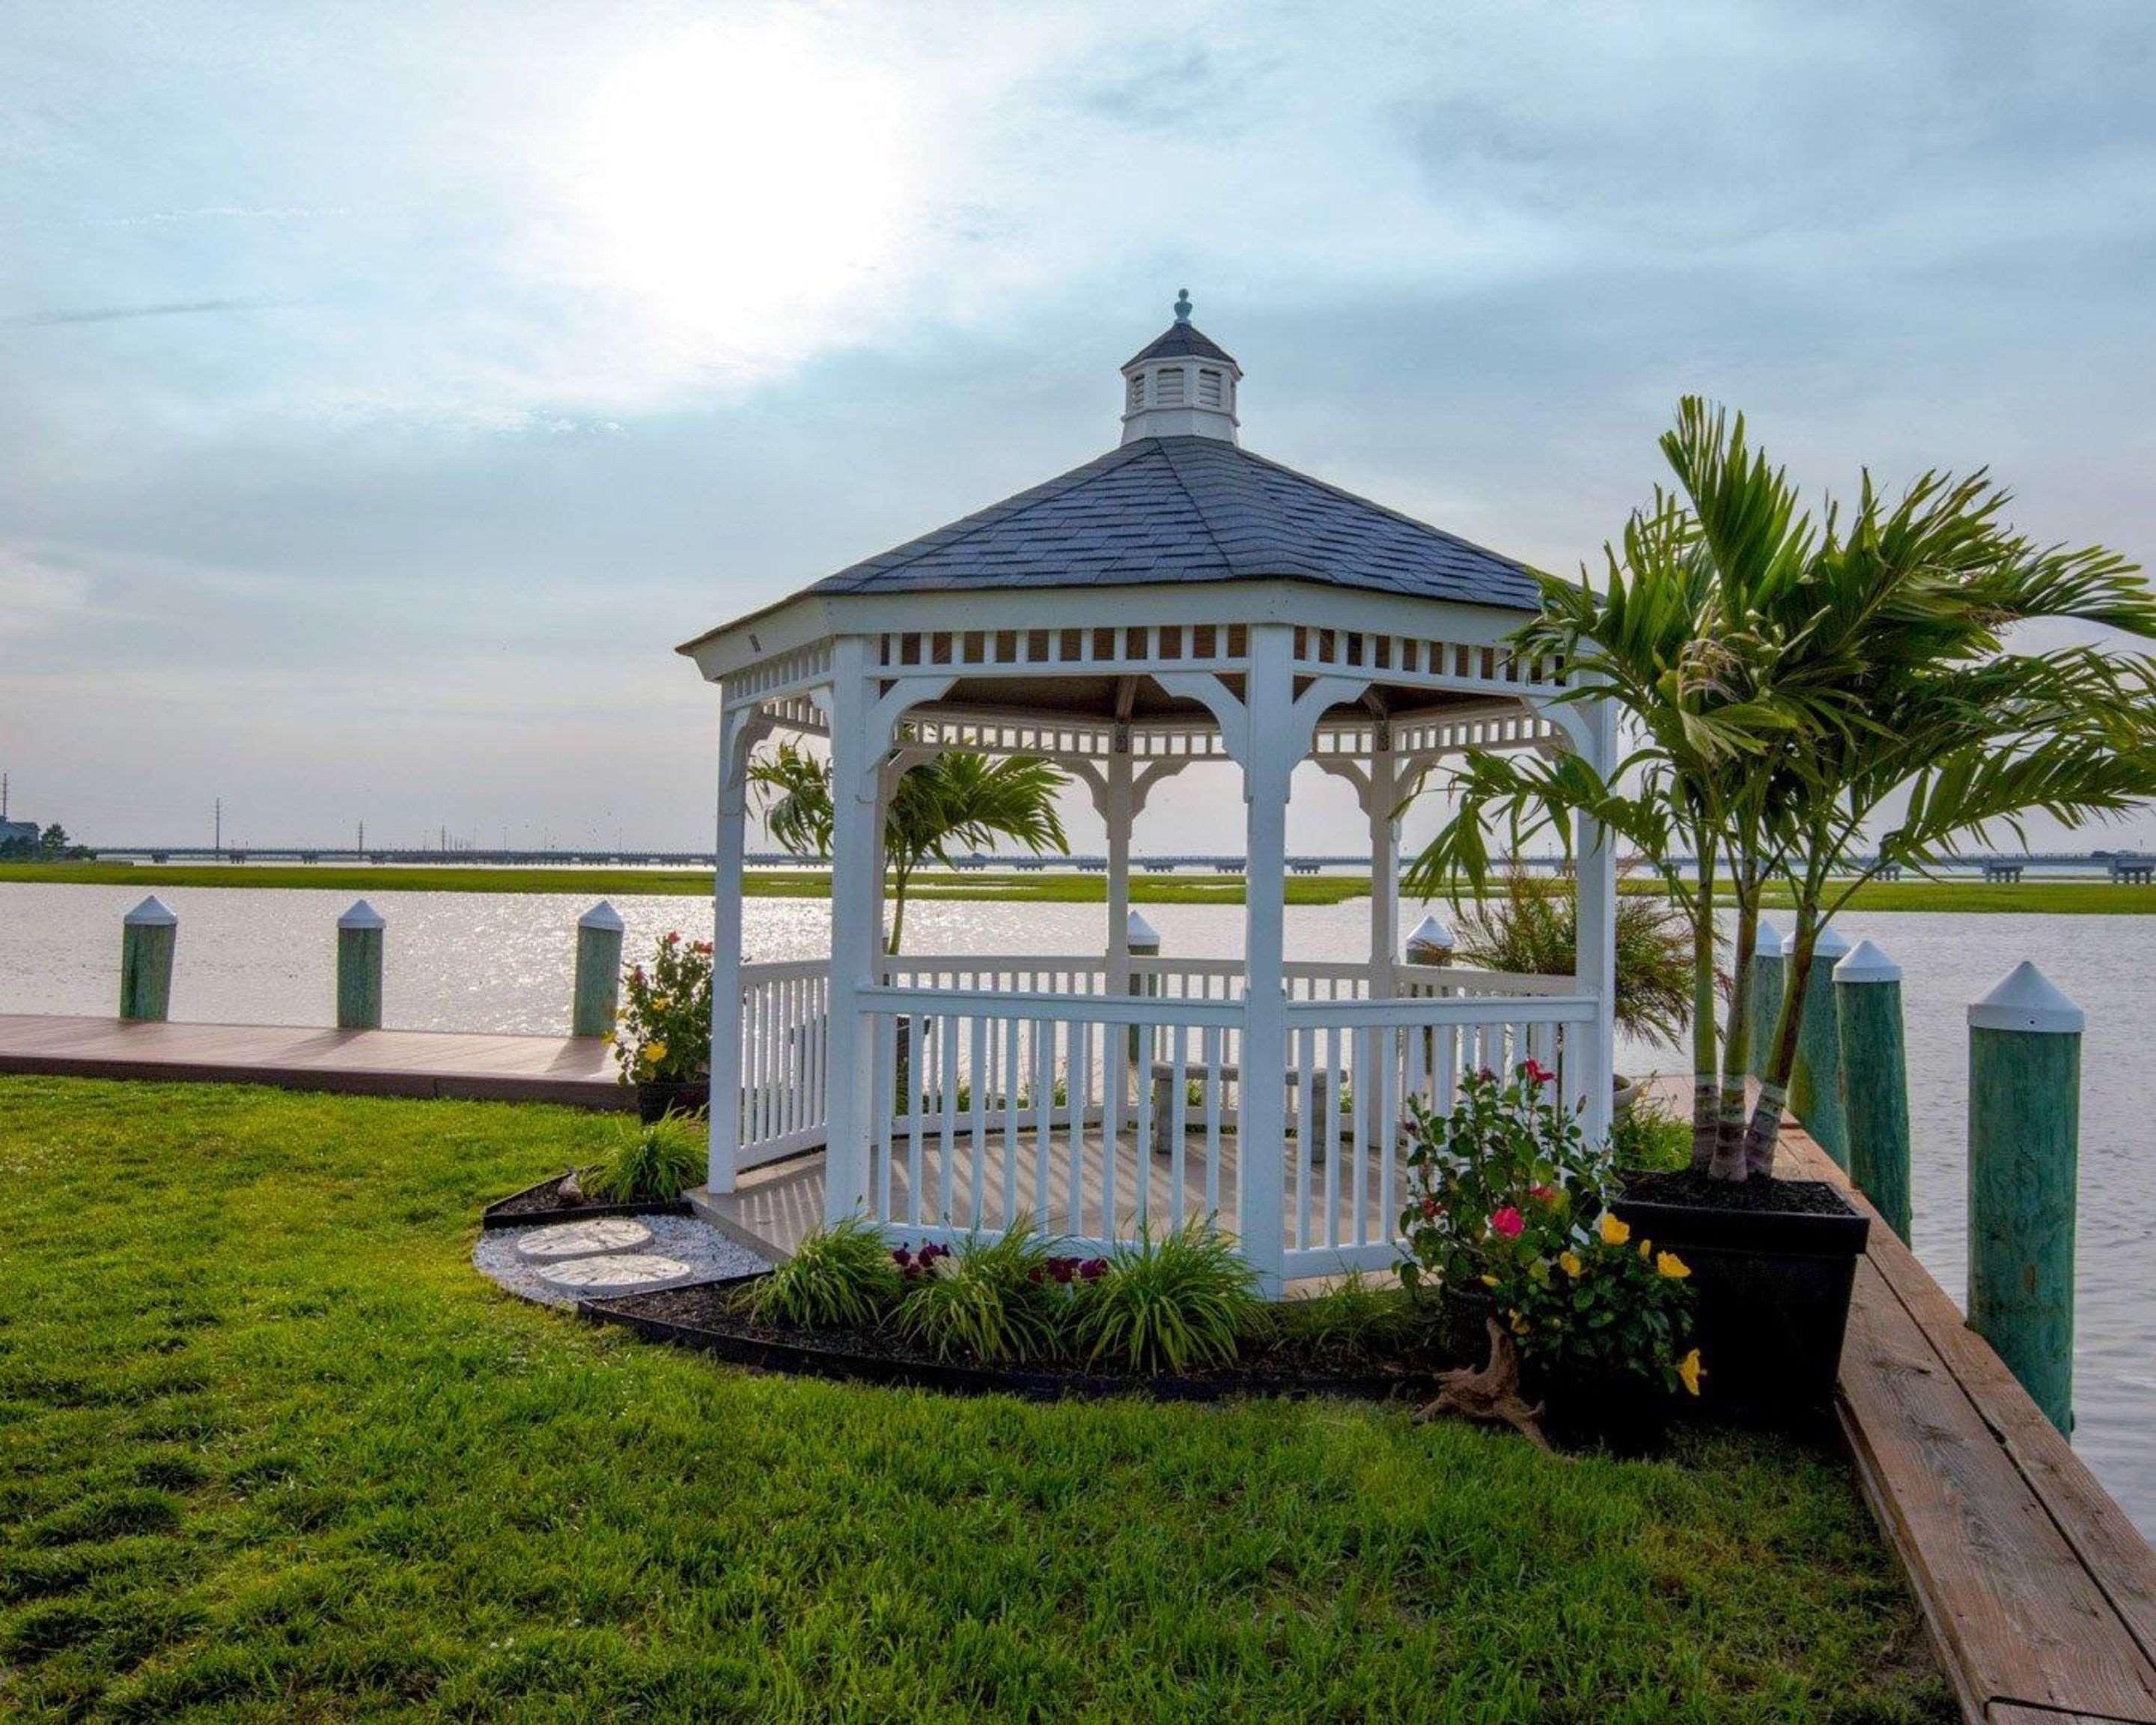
[
  {"xmin": 1204, "ymin": 1023, "xmax": 1223, "ymax": 1218},
  {"xmin": 1066, "ymin": 1022, "xmax": 1086, "ymax": 1236},
  {"xmin": 1032, "ymin": 1017, "xmax": 1052, "ymax": 1220},
  {"xmin": 1002, "ymin": 1014, "xmax": 1020, "ymax": 1228},
  {"xmin": 907, "ymin": 1017, "xmax": 927, "ymax": 1227},
  {"xmin": 1322, "ymin": 1025, "xmax": 1342, "ymax": 1253},
  {"xmin": 939, "ymin": 1014, "xmax": 959, "ymax": 1223},
  {"xmin": 1295, "ymin": 1025, "xmax": 1315, "ymax": 1251},
  {"xmin": 1169, "ymin": 1025, "xmax": 1189, "ymax": 1230},
  {"xmin": 969, "ymin": 1014, "xmax": 988, "ymax": 1230}
]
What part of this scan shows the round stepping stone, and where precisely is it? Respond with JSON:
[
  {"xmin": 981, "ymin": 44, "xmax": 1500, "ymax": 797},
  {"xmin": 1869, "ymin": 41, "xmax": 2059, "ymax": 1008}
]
[
  {"xmin": 535, "ymin": 1253, "xmax": 697, "ymax": 1297},
  {"xmin": 514, "ymin": 1218, "xmax": 652, "ymax": 1262}
]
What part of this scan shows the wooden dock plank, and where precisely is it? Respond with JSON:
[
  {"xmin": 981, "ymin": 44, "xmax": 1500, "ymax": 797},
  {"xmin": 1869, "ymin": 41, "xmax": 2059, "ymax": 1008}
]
[
  {"xmin": 1771, "ymin": 1119, "xmax": 2156, "ymax": 1724},
  {"xmin": 0, "ymin": 1014, "xmax": 632, "ymax": 1110}
]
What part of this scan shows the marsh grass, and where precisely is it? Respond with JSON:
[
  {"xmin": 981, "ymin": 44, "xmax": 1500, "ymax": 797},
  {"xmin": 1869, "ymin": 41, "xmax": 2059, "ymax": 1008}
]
[{"xmin": 0, "ymin": 1077, "xmax": 1949, "ymax": 1721}]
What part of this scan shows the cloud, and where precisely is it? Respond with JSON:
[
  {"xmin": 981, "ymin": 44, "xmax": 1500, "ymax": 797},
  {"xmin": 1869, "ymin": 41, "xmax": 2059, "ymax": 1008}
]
[
  {"xmin": 7, "ymin": 297, "xmax": 271, "ymax": 327},
  {"xmin": 0, "ymin": 548, "xmax": 91, "ymax": 639}
]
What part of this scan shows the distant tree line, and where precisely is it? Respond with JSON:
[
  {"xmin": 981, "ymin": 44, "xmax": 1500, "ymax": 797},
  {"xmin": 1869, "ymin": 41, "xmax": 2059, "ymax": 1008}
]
[{"xmin": 0, "ymin": 824, "xmax": 89, "ymax": 861}]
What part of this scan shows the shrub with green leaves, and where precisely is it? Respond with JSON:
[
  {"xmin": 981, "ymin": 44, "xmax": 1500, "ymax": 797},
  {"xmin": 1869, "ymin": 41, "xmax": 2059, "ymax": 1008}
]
[
  {"xmin": 1074, "ymin": 1220, "xmax": 1261, "ymax": 1375},
  {"xmin": 579, "ymin": 1119, "xmax": 703, "ymax": 1203},
  {"xmin": 747, "ymin": 1217, "xmax": 902, "ymax": 1330},
  {"xmin": 892, "ymin": 1220, "xmax": 1070, "ymax": 1364}
]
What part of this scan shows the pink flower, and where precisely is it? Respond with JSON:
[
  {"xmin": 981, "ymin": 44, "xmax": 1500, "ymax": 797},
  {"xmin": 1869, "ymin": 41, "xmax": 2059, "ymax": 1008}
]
[
  {"xmin": 1420, "ymin": 1196, "xmax": 1441, "ymax": 1219},
  {"xmin": 1523, "ymin": 1059, "xmax": 1556, "ymax": 1087},
  {"xmin": 1528, "ymin": 1184, "xmax": 1556, "ymax": 1205},
  {"xmin": 1489, "ymin": 1206, "xmax": 1525, "ymax": 1240}
]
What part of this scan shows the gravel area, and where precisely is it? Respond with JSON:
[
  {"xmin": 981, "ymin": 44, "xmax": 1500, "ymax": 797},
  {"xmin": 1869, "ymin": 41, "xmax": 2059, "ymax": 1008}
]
[{"xmin": 475, "ymin": 1213, "xmax": 769, "ymax": 1307}]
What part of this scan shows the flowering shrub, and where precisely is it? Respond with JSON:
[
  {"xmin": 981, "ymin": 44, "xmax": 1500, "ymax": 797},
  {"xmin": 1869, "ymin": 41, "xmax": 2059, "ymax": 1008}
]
[
  {"xmin": 613, "ymin": 931, "xmax": 713, "ymax": 1086},
  {"xmin": 1395, "ymin": 1060, "xmax": 1609, "ymax": 1297},
  {"xmin": 892, "ymin": 1223, "xmax": 1069, "ymax": 1363},
  {"xmin": 1398, "ymin": 1060, "xmax": 1699, "ymax": 1399}
]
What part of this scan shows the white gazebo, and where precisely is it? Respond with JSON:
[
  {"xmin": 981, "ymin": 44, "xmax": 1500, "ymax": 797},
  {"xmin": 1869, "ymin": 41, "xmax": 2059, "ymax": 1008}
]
[{"xmin": 680, "ymin": 295, "xmax": 1616, "ymax": 1292}]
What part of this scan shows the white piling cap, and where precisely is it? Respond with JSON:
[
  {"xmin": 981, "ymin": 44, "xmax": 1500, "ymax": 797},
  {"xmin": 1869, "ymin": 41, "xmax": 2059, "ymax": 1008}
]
[
  {"xmin": 1784, "ymin": 922, "xmax": 1851, "ymax": 959},
  {"xmin": 1406, "ymin": 913, "xmax": 1455, "ymax": 954},
  {"xmin": 124, "ymin": 895, "xmax": 177, "ymax": 926},
  {"xmin": 1124, "ymin": 909, "xmax": 1161, "ymax": 951},
  {"xmin": 1755, "ymin": 916, "xmax": 1785, "ymax": 954},
  {"xmin": 338, "ymin": 899, "xmax": 385, "ymax": 931},
  {"xmin": 1969, "ymin": 960, "xmax": 2085, "ymax": 1035},
  {"xmin": 1835, "ymin": 937, "xmax": 1901, "ymax": 985},
  {"xmin": 579, "ymin": 900, "xmax": 625, "ymax": 932}
]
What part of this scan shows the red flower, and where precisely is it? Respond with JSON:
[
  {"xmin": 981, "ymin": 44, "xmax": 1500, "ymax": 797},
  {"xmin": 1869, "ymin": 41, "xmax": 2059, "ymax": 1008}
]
[
  {"xmin": 892, "ymin": 1247, "xmax": 913, "ymax": 1268},
  {"xmin": 1523, "ymin": 1059, "xmax": 1556, "ymax": 1087},
  {"xmin": 1528, "ymin": 1184, "xmax": 1556, "ymax": 1205},
  {"xmin": 1489, "ymin": 1205, "xmax": 1525, "ymax": 1240},
  {"xmin": 1079, "ymin": 1258, "xmax": 1109, "ymax": 1281},
  {"xmin": 664, "ymin": 930, "xmax": 681, "ymax": 946},
  {"xmin": 1419, "ymin": 1195, "xmax": 1440, "ymax": 1219}
]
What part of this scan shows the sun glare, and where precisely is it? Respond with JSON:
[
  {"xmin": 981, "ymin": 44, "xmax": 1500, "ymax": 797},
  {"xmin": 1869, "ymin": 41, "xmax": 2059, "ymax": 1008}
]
[{"xmin": 569, "ymin": 24, "xmax": 914, "ymax": 380}]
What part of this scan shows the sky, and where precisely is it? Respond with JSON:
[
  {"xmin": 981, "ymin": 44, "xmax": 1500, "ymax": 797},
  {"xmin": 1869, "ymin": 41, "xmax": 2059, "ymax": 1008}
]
[{"xmin": 4, "ymin": 0, "xmax": 2153, "ymax": 856}]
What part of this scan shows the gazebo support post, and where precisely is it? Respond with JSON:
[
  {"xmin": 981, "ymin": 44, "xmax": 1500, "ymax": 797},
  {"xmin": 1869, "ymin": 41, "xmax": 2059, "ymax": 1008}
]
[
  {"xmin": 707, "ymin": 703, "xmax": 767, "ymax": 1197},
  {"xmin": 1103, "ymin": 745, "xmax": 1134, "ymax": 999},
  {"xmin": 1237, "ymin": 625, "xmax": 1295, "ymax": 1296},
  {"xmin": 1365, "ymin": 733, "xmax": 1400, "ymax": 999},
  {"xmin": 1572, "ymin": 702, "xmax": 1619, "ymax": 1146},
  {"xmin": 822, "ymin": 638, "xmax": 881, "ymax": 1221}
]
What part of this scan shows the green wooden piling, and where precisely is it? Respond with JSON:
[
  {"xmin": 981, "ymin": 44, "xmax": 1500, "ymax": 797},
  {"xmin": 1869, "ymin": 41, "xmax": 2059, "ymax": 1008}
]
[
  {"xmin": 335, "ymin": 901, "xmax": 385, "ymax": 1030},
  {"xmin": 1745, "ymin": 917, "xmax": 1785, "ymax": 1081},
  {"xmin": 571, "ymin": 901, "xmax": 625, "ymax": 1037},
  {"xmin": 1836, "ymin": 937, "xmax": 1911, "ymax": 1242},
  {"xmin": 119, "ymin": 895, "xmax": 177, "ymax": 1021},
  {"xmin": 1967, "ymin": 960, "xmax": 2083, "ymax": 1435},
  {"xmin": 1788, "ymin": 923, "xmax": 1851, "ymax": 1168}
]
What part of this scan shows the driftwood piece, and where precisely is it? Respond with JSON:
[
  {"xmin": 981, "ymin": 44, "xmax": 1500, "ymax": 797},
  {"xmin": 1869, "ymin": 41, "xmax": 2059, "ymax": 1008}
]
[{"xmin": 1414, "ymin": 1317, "xmax": 1548, "ymax": 1449}]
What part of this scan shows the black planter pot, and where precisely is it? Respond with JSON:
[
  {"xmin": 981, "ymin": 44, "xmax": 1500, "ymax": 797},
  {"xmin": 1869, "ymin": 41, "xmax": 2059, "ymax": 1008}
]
[
  {"xmin": 1612, "ymin": 1172, "xmax": 1869, "ymax": 1422},
  {"xmin": 636, "ymin": 1078, "xmax": 710, "ymax": 1124},
  {"xmin": 1538, "ymin": 1373, "xmax": 1672, "ymax": 1457}
]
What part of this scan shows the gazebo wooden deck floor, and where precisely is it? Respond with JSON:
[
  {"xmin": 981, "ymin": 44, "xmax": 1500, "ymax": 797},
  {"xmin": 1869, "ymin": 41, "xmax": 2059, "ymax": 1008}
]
[{"xmin": 694, "ymin": 1126, "xmax": 1387, "ymax": 1265}]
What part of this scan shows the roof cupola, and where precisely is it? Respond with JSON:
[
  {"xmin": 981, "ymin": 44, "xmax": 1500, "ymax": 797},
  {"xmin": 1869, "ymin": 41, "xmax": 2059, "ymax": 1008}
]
[{"xmin": 1119, "ymin": 289, "xmax": 1240, "ymax": 445}]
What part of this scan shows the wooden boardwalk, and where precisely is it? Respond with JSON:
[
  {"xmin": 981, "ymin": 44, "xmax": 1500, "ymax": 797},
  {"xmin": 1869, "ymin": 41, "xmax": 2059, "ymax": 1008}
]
[
  {"xmin": 1768, "ymin": 1118, "xmax": 2156, "ymax": 1725},
  {"xmin": 0, "ymin": 1013, "xmax": 632, "ymax": 1110}
]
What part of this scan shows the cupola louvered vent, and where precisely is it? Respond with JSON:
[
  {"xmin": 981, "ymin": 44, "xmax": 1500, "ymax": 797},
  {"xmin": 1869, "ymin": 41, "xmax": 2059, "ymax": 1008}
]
[
  {"xmin": 1156, "ymin": 368, "xmax": 1185, "ymax": 407},
  {"xmin": 1198, "ymin": 368, "xmax": 1222, "ymax": 408}
]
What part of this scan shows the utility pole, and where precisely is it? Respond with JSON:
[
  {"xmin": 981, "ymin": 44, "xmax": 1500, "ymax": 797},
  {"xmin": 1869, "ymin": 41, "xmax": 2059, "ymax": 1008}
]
[
  {"xmin": 214, "ymin": 797, "xmax": 222, "ymax": 858},
  {"xmin": 357, "ymin": 819, "xmax": 365, "ymax": 854}
]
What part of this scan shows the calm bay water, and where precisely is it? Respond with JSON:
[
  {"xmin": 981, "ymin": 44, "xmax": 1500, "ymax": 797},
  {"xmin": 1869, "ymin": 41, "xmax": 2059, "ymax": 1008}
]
[{"xmin": 4, "ymin": 880, "xmax": 2152, "ymax": 1532}]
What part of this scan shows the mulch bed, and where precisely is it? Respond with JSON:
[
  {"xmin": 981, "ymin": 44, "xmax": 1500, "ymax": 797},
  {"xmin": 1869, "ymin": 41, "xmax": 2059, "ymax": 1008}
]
[
  {"xmin": 481, "ymin": 1172, "xmax": 695, "ymax": 1231},
  {"xmin": 579, "ymin": 1275, "xmax": 1470, "ymax": 1404}
]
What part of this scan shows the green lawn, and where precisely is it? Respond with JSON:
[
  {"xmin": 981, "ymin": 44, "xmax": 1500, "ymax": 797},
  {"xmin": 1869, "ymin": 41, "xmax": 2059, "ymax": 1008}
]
[
  {"xmin": 0, "ymin": 1078, "xmax": 1947, "ymax": 1722},
  {"xmin": 9, "ymin": 857, "xmax": 2155, "ymax": 913}
]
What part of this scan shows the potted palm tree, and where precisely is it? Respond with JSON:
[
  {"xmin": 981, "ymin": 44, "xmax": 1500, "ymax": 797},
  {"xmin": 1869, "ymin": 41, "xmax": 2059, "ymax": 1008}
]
[{"xmin": 1413, "ymin": 399, "xmax": 2156, "ymax": 1418}]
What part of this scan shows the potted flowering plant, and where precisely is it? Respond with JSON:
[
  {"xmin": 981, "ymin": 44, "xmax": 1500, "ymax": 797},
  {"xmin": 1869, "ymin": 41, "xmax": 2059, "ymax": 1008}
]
[
  {"xmin": 1399, "ymin": 1061, "xmax": 1699, "ymax": 1449},
  {"xmin": 613, "ymin": 931, "xmax": 713, "ymax": 1122}
]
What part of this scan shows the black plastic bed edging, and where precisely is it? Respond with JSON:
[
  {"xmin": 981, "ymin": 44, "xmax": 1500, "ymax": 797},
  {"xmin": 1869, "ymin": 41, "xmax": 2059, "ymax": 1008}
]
[
  {"xmin": 481, "ymin": 1171, "xmax": 695, "ymax": 1231},
  {"xmin": 576, "ymin": 1274, "xmax": 1440, "ymax": 1405}
]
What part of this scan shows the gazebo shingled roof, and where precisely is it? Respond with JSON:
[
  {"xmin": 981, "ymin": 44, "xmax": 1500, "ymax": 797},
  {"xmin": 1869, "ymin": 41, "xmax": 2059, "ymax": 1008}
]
[{"xmin": 805, "ymin": 436, "xmax": 1545, "ymax": 610}]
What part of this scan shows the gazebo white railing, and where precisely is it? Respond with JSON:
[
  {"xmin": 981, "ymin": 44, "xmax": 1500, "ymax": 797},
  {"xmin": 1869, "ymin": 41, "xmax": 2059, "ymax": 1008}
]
[{"xmin": 680, "ymin": 297, "xmax": 1618, "ymax": 1292}]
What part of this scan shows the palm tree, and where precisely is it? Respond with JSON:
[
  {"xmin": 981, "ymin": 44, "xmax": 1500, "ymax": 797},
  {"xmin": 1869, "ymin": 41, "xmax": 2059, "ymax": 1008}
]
[
  {"xmin": 1413, "ymin": 399, "xmax": 2156, "ymax": 1181},
  {"xmin": 1409, "ymin": 403, "xmax": 1806, "ymax": 1166},
  {"xmin": 1728, "ymin": 469, "xmax": 2156, "ymax": 1172},
  {"xmin": 750, "ymin": 741, "xmax": 1071, "ymax": 954}
]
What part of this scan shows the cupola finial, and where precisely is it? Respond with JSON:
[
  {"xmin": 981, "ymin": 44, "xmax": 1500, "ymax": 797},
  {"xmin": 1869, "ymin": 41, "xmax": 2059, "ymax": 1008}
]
[{"xmin": 1119, "ymin": 294, "xmax": 1240, "ymax": 445}]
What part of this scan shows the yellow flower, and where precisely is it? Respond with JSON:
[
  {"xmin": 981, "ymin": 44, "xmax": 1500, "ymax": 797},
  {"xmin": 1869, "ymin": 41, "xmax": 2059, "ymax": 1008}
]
[
  {"xmin": 1558, "ymin": 1250, "xmax": 1583, "ymax": 1278},
  {"xmin": 1656, "ymin": 1252, "xmax": 1691, "ymax": 1280},
  {"xmin": 1678, "ymin": 1348, "xmax": 1705, "ymax": 1397},
  {"xmin": 651, "ymin": 997, "xmax": 670, "ymax": 1012},
  {"xmin": 1508, "ymin": 1311, "xmax": 1528, "ymax": 1336},
  {"xmin": 1639, "ymin": 1238, "xmax": 1652, "ymax": 1260},
  {"xmin": 1479, "ymin": 1274, "xmax": 1499, "ymax": 1288},
  {"xmin": 1598, "ymin": 1211, "xmax": 1630, "ymax": 1248},
  {"xmin": 645, "ymin": 1040, "xmax": 667, "ymax": 1064}
]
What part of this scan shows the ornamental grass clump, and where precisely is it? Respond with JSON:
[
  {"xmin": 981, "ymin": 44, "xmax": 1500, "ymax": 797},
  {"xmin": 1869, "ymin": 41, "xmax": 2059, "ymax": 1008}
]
[
  {"xmin": 612, "ymin": 931, "xmax": 713, "ymax": 1086},
  {"xmin": 1074, "ymin": 1220, "xmax": 1261, "ymax": 1375},
  {"xmin": 579, "ymin": 1119, "xmax": 702, "ymax": 1204},
  {"xmin": 747, "ymin": 1217, "xmax": 901, "ymax": 1331},
  {"xmin": 892, "ymin": 1220, "xmax": 1074, "ymax": 1365}
]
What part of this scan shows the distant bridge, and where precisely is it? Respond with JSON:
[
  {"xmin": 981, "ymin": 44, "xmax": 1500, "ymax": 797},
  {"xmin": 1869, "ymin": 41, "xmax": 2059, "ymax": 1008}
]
[{"xmin": 54, "ymin": 845, "xmax": 2153, "ymax": 879}]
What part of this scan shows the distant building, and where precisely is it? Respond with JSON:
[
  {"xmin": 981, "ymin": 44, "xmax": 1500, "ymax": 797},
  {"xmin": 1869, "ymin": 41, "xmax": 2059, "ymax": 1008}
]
[{"xmin": 0, "ymin": 818, "xmax": 37, "ymax": 847}]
